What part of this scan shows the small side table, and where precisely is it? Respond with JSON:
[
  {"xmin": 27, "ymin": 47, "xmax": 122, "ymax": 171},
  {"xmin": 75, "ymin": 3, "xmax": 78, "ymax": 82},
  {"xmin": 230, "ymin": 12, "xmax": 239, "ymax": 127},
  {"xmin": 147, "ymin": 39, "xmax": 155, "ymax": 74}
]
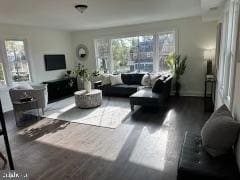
[
  {"xmin": 204, "ymin": 75, "xmax": 216, "ymax": 112},
  {"xmin": 74, "ymin": 89, "xmax": 102, "ymax": 109},
  {"xmin": 12, "ymin": 99, "xmax": 40, "ymax": 126}
]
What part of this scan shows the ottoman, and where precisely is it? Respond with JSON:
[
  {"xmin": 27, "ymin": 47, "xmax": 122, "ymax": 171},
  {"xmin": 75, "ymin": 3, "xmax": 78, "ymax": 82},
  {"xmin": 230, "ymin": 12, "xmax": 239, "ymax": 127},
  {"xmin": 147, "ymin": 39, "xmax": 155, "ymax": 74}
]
[{"xmin": 74, "ymin": 89, "xmax": 102, "ymax": 108}]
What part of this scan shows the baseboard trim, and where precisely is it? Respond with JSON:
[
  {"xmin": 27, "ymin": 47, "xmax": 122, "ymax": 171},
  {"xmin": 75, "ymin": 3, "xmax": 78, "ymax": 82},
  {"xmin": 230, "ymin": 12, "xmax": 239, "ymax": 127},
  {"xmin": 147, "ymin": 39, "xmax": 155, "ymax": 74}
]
[{"xmin": 171, "ymin": 91, "xmax": 204, "ymax": 97}]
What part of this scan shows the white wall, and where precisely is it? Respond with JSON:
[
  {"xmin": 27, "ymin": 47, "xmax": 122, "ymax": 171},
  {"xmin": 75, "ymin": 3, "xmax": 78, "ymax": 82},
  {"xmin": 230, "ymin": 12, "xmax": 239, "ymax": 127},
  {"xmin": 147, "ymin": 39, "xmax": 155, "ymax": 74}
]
[
  {"xmin": 0, "ymin": 23, "xmax": 74, "ymax": 112},
  {"xmin": 71, "ymin": 16, "xmax": 217, "ymax": 97}
]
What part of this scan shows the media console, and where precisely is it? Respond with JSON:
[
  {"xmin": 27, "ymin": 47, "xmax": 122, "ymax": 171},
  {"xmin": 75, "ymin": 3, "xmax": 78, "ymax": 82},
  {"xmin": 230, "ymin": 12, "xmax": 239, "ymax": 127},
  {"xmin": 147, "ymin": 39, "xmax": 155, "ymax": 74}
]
[{"xmin": 42, "ymin": 78, "xmax": 78, "ymax": 103}]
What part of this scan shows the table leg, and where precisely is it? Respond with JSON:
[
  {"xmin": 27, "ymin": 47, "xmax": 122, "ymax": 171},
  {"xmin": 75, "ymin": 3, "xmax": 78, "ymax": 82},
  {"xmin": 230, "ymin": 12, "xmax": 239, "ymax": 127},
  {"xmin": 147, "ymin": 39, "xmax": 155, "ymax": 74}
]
[
  {"xmin": 37, "ymin": 108, "xmax": 40, "ymax": 121},
  {"xmin": 14, "ymin": 110, "xmax": 20, "ymax": 127},
  {"xmin": 130, "ymin": 104, "xmax": 134, "ymax": 111}
]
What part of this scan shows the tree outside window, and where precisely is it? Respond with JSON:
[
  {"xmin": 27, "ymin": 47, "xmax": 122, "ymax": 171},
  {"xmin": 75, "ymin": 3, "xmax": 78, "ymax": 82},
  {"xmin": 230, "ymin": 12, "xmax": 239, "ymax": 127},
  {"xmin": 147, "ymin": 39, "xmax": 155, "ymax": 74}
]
[
  {"xmin": 158, "ymin": 32, "xmax": 175, "ymax": 72},
  {"xmin": 0, "ymin": 63, "xmax": 6, "ymax": 86},
  {"xmin": 5, "ymin": 40, "xmax": 30, "ymax": 82},
  {"xmin": 95, "ymin": 31, "xmax": 175, "ymax": 73}
]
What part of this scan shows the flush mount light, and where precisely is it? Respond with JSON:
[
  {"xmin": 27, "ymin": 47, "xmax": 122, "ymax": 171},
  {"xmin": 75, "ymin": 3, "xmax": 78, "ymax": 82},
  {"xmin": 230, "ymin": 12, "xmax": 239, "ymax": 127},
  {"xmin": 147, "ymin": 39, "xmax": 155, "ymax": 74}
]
[{"xmin": 75, "ymin": 4, "xmax": 88, "ymax": 13}]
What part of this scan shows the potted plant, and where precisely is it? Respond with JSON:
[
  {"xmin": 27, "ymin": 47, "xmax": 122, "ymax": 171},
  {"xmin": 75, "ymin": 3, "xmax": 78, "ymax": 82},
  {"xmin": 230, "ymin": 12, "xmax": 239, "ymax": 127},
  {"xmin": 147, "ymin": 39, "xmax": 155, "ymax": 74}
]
[
  {"xmin": 75, "ymin": 64, "xmax": 92, "ymax": 92},
  {"xmin": 166, "ymin": 53, "xmax": 187, "ymax": 97}
]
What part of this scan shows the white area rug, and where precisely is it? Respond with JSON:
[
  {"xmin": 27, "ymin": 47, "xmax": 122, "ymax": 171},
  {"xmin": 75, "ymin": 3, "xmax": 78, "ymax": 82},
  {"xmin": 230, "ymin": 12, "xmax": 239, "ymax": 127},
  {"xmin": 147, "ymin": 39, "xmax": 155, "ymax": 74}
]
[{"xmin": 42, "ymin": 96, "xmax": 131, "ymax": 129}]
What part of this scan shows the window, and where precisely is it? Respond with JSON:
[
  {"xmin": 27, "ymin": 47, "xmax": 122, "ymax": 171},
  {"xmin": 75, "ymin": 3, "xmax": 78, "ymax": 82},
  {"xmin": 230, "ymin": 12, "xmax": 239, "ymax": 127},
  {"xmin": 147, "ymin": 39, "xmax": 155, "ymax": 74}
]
[
  {"xmin": 112, "ymin": 37, "xmax": 138, "ymax": 73},
  {"xmin": 95, "ymin": 32, "xmax": 175, "ymax": 73},
  {"xmin": 4, "ymin": 40, "xmax": 31, "ymax": 82},
  {"xmin": 158, "ymin": 32, "xmax": 175, "ymax": 72},
  {"xmin": 138, "ymin": 35, "xmax": 154, "ymax": 72},
  {"xmin": 95, "ymin": 39, "xmax": 111, "ymax": 73},
  {"xmin": 0, "ymin": 63, "xmax": 6, "ymax": 86},
  {"xmin": 111, "ymin": 35, "xmax": 154, "ymax": 73},
  {"xmin": 218, "ymin": 0, "xmax": 239, "ymax": 108}
]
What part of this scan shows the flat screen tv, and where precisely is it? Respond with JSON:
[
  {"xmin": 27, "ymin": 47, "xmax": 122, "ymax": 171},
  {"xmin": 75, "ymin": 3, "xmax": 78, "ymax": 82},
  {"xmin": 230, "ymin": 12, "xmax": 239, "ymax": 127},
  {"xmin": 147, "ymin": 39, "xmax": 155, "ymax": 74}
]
[{"xmin": 44, "ymin": 54, "xmax": 66, "ymax": 71}]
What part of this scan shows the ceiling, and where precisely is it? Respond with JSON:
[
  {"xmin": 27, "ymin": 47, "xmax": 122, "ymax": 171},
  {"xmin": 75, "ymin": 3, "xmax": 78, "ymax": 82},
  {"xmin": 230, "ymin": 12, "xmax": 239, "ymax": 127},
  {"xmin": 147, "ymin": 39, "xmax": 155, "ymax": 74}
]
[{"xmin": 0, "ymin": 0, "xmax": 224, "ymax": 31}]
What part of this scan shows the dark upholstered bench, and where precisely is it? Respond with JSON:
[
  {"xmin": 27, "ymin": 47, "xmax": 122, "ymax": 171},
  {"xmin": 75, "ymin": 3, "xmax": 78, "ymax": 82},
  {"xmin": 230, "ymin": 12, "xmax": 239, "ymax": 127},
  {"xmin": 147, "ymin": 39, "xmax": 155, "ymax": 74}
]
[{"xmin": 177, "ymin": 132, "xmax": 240, "ymax": 180}]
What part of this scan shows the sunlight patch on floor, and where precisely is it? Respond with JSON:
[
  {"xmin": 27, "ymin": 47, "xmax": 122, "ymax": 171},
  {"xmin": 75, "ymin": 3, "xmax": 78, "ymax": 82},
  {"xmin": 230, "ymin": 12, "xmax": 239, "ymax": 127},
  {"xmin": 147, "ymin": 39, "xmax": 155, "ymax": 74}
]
[
  {"xmin": 129, "ymin": 126, "xmax": 169, "ymax": 171},
  {"xmin": 34, "ymin": 124, "xmax": 135, "ymax": 162},
  {"xmin": 163, "ymin": 109, "xmax": 176, "ymax": 127},
  {"xmin": 41, "ymin": 96, "xmax": 131, "ymax": 128},
  {"xmin": 58, "ymin": 103, "xmax": 75, "ymax": 112}
]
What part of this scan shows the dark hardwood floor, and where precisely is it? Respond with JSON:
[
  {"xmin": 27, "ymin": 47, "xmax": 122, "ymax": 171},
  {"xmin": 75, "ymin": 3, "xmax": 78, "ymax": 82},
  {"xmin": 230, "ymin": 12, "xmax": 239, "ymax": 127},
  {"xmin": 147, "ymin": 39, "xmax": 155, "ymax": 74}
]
[{"xmin": 0, "ymin": 97, "xmax": 210, "ymax": 180}]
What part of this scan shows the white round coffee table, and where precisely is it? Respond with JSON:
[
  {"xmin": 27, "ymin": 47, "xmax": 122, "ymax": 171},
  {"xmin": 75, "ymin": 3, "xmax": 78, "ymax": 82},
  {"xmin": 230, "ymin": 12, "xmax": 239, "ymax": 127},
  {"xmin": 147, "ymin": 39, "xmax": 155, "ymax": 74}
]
[{"xmin": 74, "ymin": 89, "xmax": 102, "ymax": 109}]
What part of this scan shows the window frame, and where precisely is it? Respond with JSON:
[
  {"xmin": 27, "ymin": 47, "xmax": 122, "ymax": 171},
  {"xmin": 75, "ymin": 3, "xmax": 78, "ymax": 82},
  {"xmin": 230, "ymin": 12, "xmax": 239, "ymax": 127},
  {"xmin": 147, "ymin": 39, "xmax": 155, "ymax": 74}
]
[
  {"xmin": 94, "ymin": 38, "xmax": 112, "ymax": 73},
  {"xmin": 217, "ymin": 0, "xmax": 239, "ymax": 109},
  {"xmin": 0, "ymin": 39, "xmax": 9, "ymax": 88},
  {"xmin": 156, "ymin": 31, "xmax": 177, "ymax": 72},
  {"xmin": 111, "ymin": 35, "xmax": 155, "ymax": 73},
  {"xmin": 95, "ymin": 30, "xmax": 177, "ymax": 74},
  {"xmin": 1, "ymin": 38, "xmax": 33, "ymax": 86}
]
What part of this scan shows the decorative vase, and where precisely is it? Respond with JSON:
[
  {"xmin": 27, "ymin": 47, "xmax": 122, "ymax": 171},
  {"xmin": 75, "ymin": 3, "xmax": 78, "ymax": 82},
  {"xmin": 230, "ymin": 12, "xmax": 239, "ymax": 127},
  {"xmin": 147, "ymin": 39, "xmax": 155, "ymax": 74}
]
[
  {"xmin": 84, "ymin": 80, "xmax": 91, "ymax": 93},
  {"xmin": 175, "ymin": 81, "xmax": 181, "ymax": 97}
]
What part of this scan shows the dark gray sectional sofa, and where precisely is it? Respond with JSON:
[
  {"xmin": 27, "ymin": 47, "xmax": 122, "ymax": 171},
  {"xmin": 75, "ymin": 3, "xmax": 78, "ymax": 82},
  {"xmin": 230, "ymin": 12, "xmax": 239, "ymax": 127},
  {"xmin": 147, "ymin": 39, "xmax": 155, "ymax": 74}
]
[{"xmin": 95, "ymin": 73, "xmax": 173, "ymax": 109}]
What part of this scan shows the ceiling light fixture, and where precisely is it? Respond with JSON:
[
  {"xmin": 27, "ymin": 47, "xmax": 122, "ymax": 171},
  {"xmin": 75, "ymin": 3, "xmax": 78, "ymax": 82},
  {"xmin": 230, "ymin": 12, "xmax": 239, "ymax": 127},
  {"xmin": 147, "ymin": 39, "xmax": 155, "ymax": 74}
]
[{"xmin": 75, "ymin": 4, "xmax": 88, "ymax": 13}]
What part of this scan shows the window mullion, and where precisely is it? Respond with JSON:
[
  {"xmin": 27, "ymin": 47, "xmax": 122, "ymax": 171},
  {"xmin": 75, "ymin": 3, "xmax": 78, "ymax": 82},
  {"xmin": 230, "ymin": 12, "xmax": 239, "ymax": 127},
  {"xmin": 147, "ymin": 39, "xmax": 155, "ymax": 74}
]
[
  {"xmin": 154, "ymin": 34, "xmax": 159, "ymax": 73},
  {"xmin": 109, "ymin": 39, "xmax": 113, "ymax": 73},
  {"xmin": 0, "ymin": 40, "xmax": 12, "ymax": 86}
]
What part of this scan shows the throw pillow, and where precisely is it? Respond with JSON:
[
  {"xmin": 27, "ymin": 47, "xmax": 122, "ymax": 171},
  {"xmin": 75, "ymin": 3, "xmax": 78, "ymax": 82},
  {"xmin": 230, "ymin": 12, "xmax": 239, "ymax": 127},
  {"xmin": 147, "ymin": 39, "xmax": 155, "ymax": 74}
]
[
  {"xmin": 101, "ymin": 74, "xmax": 111, "ymax": 85},
  {"xmin": 110, "ymin": 75, "xmax": 123, "ymax": 86},
  {"xmin": 150, "ymin": 73, "xmax": 161, "ymax": 87},
  {"xmin": 152, "ymin": 78, "xmax": 164, "ymax": 93},
  {"xmin": 201, "ymin": 105, "xmax": 240, "ymax": 157},
  {"xmin": 141, "ymin": 74, "xmax": 151, "ymax": 86}
]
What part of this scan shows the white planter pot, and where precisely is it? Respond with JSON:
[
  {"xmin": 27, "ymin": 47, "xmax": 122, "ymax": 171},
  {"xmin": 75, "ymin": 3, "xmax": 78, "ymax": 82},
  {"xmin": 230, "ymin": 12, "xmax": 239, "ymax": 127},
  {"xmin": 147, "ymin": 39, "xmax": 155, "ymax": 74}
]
[{"xmin": 84, "ymin": 80, "xmax": 91, "ymax": 93}]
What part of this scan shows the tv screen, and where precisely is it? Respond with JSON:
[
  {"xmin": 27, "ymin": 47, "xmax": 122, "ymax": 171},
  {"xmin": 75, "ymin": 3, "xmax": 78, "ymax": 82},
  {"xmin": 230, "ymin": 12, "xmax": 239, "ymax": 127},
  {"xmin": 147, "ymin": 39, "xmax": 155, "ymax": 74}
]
[{"xmin": 44, "ymin": 54, "xmax": 66, "ymax": 71}]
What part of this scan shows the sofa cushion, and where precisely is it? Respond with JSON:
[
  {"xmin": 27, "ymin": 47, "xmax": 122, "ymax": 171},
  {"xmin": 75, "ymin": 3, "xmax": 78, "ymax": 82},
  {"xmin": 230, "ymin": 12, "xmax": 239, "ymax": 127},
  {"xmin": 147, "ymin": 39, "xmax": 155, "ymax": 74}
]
[
  {"xmin": 178, "ymin": 132, "xmax": 240, "ymax": 180},
  {"xmin": 121, "ymin": 73, "xmax": 144, "ymax": 85},
  {"xmin": 121, "ymin": 74, "xmax": 132, "ymax": 85},
  {"xmin": 113, "ymin": 84, "xmax": 139, "ymax": 90},
  {"xmin": 109, "ymin": 84, "xmax": 139, "ymax": 97},
  {"xmin": 130, "ymin": 88, "xmax": 163, "ymax": 107},
  {"xmin": 201, "ymin": 105, "xmax": 240, "ymax": 157},
  {"xmin": 131, "ymin": 73, "xmax": 145, "ymax": 85},
  {"xmin": 130, "ymin": 88, "xmax": 160, "ymax": 99}
]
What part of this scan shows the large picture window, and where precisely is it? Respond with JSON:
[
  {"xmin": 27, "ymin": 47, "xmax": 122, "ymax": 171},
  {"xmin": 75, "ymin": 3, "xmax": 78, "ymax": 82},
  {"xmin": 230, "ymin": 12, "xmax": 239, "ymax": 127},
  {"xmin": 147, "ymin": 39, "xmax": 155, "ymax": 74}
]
[
  {"xmin": 4, "ymin": 40, "xmax": 31, "ymax": 82},
  {"xmin": 95, "ymin": 31, "xmax": 175, "ymax": 73}
]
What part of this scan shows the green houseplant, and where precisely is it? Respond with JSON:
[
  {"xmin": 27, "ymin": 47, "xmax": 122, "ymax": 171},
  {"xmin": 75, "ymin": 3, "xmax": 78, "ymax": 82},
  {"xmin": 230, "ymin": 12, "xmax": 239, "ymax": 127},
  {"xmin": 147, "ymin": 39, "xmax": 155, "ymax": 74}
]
[
  {"xmin": 166, "ymin": 53, "xmax": 187, "ymax": 97},
  {"xmin": 75, "ymin": 64, "xmax": 92, "ymax": 92}
]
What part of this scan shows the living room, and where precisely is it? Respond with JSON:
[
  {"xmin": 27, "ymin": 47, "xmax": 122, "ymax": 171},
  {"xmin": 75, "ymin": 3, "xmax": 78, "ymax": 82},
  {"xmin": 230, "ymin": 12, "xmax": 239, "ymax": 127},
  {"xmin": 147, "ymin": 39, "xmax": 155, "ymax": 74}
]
[{"xmin": 0, "ymin": 0, "xmax": 239, "ymax": 179}]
